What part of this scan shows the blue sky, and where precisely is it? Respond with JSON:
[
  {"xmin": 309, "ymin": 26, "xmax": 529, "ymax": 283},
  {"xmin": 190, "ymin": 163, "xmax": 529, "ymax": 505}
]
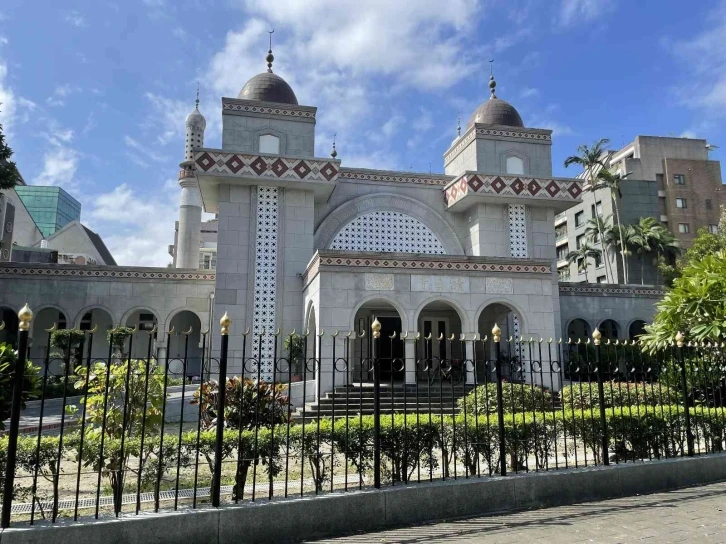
[{"xmin": 0, "ymin": 0, "xmax": 724, "ymax": 266}]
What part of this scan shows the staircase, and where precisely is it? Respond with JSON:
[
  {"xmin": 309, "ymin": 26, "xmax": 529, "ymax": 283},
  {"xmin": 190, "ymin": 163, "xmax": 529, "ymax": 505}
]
[{"xmin": 291, "ymin": 383, "xmax": 475, "ymax": 422}]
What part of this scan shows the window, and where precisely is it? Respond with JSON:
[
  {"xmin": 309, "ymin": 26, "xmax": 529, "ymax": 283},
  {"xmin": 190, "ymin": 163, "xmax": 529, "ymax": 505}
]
[
  {"xmin": 555, "ymin": 225, "xmax": 568, "ymax": 239},
  {"xmin": 557, "ymin": 246, "xmax": 568, "ymax": 261},
  {"xmin": 594, "ymin": 252, "xmax": 602, "ymax": 268},
  {"xmin": 259, "ymin": 134, "xmax": 280, "ymax": 154},
  {"xmin": 674, "ymin": 174, "xmax": 686, "ymax": 185},
  {"xmin": 576, "ymin": 234, "xmax": 586, "ymax": 249},
  {"xmin": 575, "ymin": 211, "xmax": 585, "ymax": 227},
  {"xmin": 591, "ymin": 201, "xmax": 603, "ymax": 218},
  {"xmin": 138, "ymin": 313, "xmax": 156, "ymax": 331},
  {"xmin": 678, "ymin": 223, "xmax": 690, "ymax": 234},
  {"xmin": 709, "ymin": 224, "xmax": 719, "ymax": 234},
  {"xmin": 506, "ymin": 156, "xmax": 524, "ymax": 175},
  {"xmin": 596, "ymin": 276, "xmax": 606, "ymax": 283},
  {"xmin": 558, "ymin": 268, "xmax": 571, "ymax": 281},
  {"xmin": 706, "ymin": 199, "xmax": 713, "ymax": 210},
  {"xmin": 676, "ymin": 198, "xmax": 687, "ymax": 209}
]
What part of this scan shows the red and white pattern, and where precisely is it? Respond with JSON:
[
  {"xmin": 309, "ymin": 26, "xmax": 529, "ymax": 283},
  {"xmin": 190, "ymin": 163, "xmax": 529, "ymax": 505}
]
[
  {"xmin": 0, "ymin": 265, "xmax": 214, "ymax": 281},
  {"xmin": 444, "ymin": 174, "xmax": 583, "ymax": 207},
  {"xmin": 222, "ymin": 99, "xmax": 316, "ymax": 119},
  {"xmin": 340, "ymin": 169, "xmax": 450, "ymax": 187},
  {"xmin": 194, "ymin": 151, "xmax": 339, "ymax": 183}
]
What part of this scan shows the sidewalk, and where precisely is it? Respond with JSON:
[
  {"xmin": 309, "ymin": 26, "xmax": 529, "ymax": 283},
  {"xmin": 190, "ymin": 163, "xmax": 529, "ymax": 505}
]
[{"xmin": 310, "ymin": 481, "xmax": 726, "ymax": 543}]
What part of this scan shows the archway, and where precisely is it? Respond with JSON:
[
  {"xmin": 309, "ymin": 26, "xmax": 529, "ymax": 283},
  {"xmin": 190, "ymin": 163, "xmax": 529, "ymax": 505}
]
[
  {"xmin": 599, "ymin": 319, "xmax": 620, "ymax": 341},
  {"xmin": 567, "ymin": 318, "xmax": 592, "ymax": 342},
  {"xmin": 167, "ymin": 311, "xmax": 203, "ymax": 381},
  {"xmin": 417, "ymin": 300, "xmax": 465, "ymax": 383},
  {"xmin": 476, "ymin": 302, "xmax": 523, "ymax": 384},
  {"xmin": 0, "ymin": 307, "xmax": 19, "ymax": 348},
  {"xmin": 124, "ymin": 309, "xmax": 159, "ymax": 360},
  {"xmin": 352, "ymin": 299, "xmax": 405, "ymax": 384},
  {"xmin": 78, "ymin": 308, "xmax": 114, "ymax": 361},
  {"xmin": 629, "ymin": 320, "xmax": 647, "ymax": 340},
  {"xmin": 30, "ymin": 308, "xmax": 68, "ymax": 363}
]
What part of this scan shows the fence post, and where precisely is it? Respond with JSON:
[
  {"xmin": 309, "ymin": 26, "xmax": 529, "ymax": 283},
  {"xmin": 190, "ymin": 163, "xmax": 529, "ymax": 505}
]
[
  {"xmin": 492, "ymin": 323, "xmax": 506, "ymax": 476},
  {"xmin": 676, "ymin": 332, "xmax": 694, "ymax": 457},
  {"xmin": 372, "ymin": 317, "xmax": 381, "ymax": 489},
  {"xmin": 212, "ymin": 312, "xmax": 231, "ymax": 507},
  {"xmin": 2, "ymin": 304, "xmax": 32, "ymax": 528},
  {"xmin": 592, "ymin": 329, "xmax": 609, "ymax": 466}
]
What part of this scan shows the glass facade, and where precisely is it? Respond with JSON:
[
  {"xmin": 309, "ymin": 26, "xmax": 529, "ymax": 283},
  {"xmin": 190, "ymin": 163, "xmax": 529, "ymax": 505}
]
[{"xmin": 15, "ymin": 186, "xmax": 81, "ymax": 237}]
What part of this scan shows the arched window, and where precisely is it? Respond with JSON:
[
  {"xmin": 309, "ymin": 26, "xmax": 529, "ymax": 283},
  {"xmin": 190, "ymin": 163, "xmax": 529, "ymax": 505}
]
[
  {"xmin": 506, "ymin": 156, "xmax": 524, "ymax": 175},
  {"xmin": 259, "ymin": 134, "xmax": 280, "ymax": 155}
]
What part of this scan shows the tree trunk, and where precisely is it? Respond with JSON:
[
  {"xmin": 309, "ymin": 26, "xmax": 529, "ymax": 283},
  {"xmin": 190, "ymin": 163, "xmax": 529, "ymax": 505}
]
[
  {"xmin": 641, "ymin": 254, "xmax": 645, "ymax": 285},
  {"xmin": 612, "ymin": 196, "xmax": 628, "ymax": 283}
]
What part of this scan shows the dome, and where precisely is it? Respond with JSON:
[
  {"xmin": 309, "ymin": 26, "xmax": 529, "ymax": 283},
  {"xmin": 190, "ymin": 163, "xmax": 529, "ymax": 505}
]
[
  {"xmin": 185, "ymin": 108, "xmax": 206, "ymax": 130},
  {"xmin": 467, "ymin": 98, "xmax": 523, "ymax": 128},
  {"xmin": 238, "ymin": 72, "xmax": 298, "ymax": 105},
  {"xmin": 466, "ymin": 74, "xmax": 524, "ymax": 128}
]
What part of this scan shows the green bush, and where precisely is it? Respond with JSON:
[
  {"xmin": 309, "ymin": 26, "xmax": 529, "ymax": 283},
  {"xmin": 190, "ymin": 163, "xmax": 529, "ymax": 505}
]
[
  {"xmin": 560, "ymin": 382, "xmax": 680, "ymax": 410},
  {"xmin": 457, "ymin": 382, "xmax": 553, "ymax": 415},
  {"xmin": 0, "ymin": 343, "xmax": 41, "ymax": 430}
]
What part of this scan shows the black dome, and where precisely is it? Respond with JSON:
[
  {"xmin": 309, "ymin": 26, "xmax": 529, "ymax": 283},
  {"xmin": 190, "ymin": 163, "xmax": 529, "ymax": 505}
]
[
  {"xmin": 238, "ymin": 72, "xmax": 298, "ymax": 105},
  {"xmin": 467, "ymin": 98, "xmax": 524, "ymax": 128}
]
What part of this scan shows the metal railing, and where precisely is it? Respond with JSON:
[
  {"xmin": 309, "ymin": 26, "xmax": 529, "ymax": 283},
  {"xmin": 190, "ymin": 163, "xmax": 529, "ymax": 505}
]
[{"xmin": 0, "ymin": 306, "xmax": 724, "ymax": 528}]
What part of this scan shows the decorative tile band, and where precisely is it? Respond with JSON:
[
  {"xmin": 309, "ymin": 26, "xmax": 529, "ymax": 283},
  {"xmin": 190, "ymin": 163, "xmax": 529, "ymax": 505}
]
[
  {"xmin": 444, "ymin": 126, "xmax": 551, "ymax": 164},
  {"xmin": 559, "ymin": 284, "xmax": 665, "ymax": 297},
  {"xmin": 303, "ymin": 253, "xmax": 551, "ymax": 284},
  {"xmin": 0, "ymin": 266, "xmax": 215, "ymax": 281},
  {"xmin": 444, "ymin": 173, "xmax": 583, "ymax": 207},
  {"xmin": 221, "ymin": 100, "xmax": 316, "ymax": 120},
  {"xmin": 340, "ymin": 169, "xmax": 451, "ymax": 187},
  {"xmin": 194, "ymin": 150, "xmax": 339, "ymax": 183}
]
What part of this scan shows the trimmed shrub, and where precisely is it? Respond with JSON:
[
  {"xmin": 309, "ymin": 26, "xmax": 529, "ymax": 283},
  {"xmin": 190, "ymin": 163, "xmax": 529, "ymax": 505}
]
[
  {"xmin": 561, "ymin": 382, "xmax": 679, "ymax": 410},
  {"xmin": 457, "ymin": 382, "xmax": 553, "ymax": 415}
]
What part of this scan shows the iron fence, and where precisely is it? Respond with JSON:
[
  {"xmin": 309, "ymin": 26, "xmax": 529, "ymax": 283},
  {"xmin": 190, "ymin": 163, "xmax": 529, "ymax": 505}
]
[{"xmin": 0, "ymin": 306, "xmax": 725, "ymax": 528}]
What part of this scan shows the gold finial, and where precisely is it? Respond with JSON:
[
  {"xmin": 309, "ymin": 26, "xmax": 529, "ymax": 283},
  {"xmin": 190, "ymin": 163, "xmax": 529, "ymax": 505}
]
[
  {"xmin": 371, "ymin": 317, "xmax": 382, "ymax": 339},
  {"xmin": 18, "ymin": 304, "xmax": 33, "ymax": 331},
  {"xmin": 675, "ymin": 331, "xmax": 684, "ymax": 348},
  {"xmin": 220, "ymin": 312, "xmax": 231, "ymax": 336},
  {"xmin": 592, "ymin": 328, "xmax": 602, "ymax": 346},
  {"xmin": 492, "ymin": 323, "xmax": 501, "ymax": 343}
]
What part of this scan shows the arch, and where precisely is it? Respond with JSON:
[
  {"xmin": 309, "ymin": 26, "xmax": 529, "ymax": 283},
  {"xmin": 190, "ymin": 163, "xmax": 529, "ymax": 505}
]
[
  {"xmin": 597, "ymin": 319, "xmax": 621, "ymax": 341},
  {"xmin": 352, "ymin": 297, "xmax": 406, "ymax": 383},
  {"xmin": 566, "ymin": 318, "xmax": 592, "ymax": 342},
  {"xmin": 164, "ymin": 307, "xmax": 206, "ymax": 334},
  {"xmin": 413, "ymin": 296, "xmax": 470, "ymax": 333},
  {"xmin": 628, "ymin": 319, "xmax": 647, "ymax": 340},
  {"xmin": 167, "ymin": 311, "xmax": 203, "ymax": 380},
  {"xmin": 76, "ymin": 307, "xmax": 114, "ymax": 361},
  {"xmin": 30, "ymin": 307, "xmax": 70, "ymax": 362},
  {"xmin": 500, "ymin": 149, "xmax": 530, "ymax": 176},
  {"xmin": 349, "ymin": 294, "xmax": 409, "ymax": 335},
  {"xmin": 121, "ymin": 307, "xmax": 161, "ymax": 329},
  {"xmin": 74, "ymin": 304, "xmax": 116, "ymax": 328},
  {"xmin": 315, "ymin": 194, "xmax": 464, "ymax": 255},
  {"xmin": 474, "ymin": 298, "xmax": 528, "ymax": 338}
]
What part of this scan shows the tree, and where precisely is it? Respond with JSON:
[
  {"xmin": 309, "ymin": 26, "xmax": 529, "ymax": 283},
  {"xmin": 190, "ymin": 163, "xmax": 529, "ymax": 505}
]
[
  {"xmin": 0, "ymin": 343, "xmax": 41, "ymax": 430},
  {"xmin": 566, "ymin": 243, "xmax": 601, "ymax": 283},
  {"xmin": 564, "ymin": 138, "xmax": 612, "ymax": 282},
  {"xmin": 584, "ymin": 215, "xmax": 615, "ymax": 271},
  {"xmin": 597, "ymin": 170, "xmax": 630, "ymax": 283},
  {"xmin": 0, "ymin": 118, "xmax": 21, "ymax": 191},
  {"xmin": 628, "ymin": 217, "xmax": 680, "ymax": 285},
  {"xmin": 640, "ymin": 250, "xmax": 726, "ymax": 352}
]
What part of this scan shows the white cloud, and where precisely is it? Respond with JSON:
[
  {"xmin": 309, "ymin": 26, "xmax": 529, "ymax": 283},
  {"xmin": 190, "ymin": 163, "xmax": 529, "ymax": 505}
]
[
  {"xmin": 64, "ymin": 10, "xmax": 86, "ymax": 27},
  {"xmin": 33, "ymin": 146, "xmax": 80, "ymax": 188},
  {"xmin": 0, "ymin": 36, "xmax": 8, "ymax": 46},
  {"xmin": 0, "ymin": 62, "xmax": 36, "ymax": 137},
  {"xmin": 670, "ymin": 3, "xmax": 726, "ymax": 116},
  {"xmin": 124, "ymin": 135, "xmax": 169, "ymax": 164},
  {"xmin": 87, "ymin": 182, "xmax": 178, "ymax": 266},
  {"xmin": 144, "ymin": 92, "xmax": 199, "ymax": 146},
  {"xmin": 46, "ymin": 84, "xmax": 81, "ymax": 107},
  {"xmin": 558, "ymin": 0, "xmax": 612, "ymax": 27}
]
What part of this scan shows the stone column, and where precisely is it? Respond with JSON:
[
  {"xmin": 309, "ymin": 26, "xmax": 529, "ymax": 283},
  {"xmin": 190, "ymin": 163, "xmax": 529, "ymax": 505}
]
[
  {"xmin": 465, "ymin": 340, "xmax": 475, "ymax": 384},
  {"xmin": 404, "ymin": 338, "xmax": 416, "ymax": 385}
]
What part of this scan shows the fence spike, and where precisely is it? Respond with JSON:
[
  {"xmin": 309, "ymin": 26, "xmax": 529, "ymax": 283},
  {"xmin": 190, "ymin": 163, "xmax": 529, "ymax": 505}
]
[
  {"xmin": 182, "ymin": 326, "xmax": 193, "ymax": 336},
  {"xmin": 243, "ymin": 327, "xmax": 250, "ymax": 336},
  {"xmin": 147, "ymin": 324, "xmax": 157, "ymax": 335},
  {"xmin": 388, "ymin": 330, "xmax": 397, "ymax": 339},
  {"xmin": 448, "ymin": 333, "xmax": 455, "ymax": 341},
  {"xmin": 414, "ymin": 332, "xmax": 421, "ymax": 340},
  {"xmin": 167, "ymin": 325, "xmax": 175, "ymax": 334},
  {"xmin": 44, "ymin": 322, "xmax": 57, "ymax": 333},
  {"xmin": 359, "ymin": 329, "xmax": 366, "ymax": 338},
  {"xmin": 0, "ymin": 321, "xmax": 4, "ymax": 331},
  {"xmin": 89, "ymin": 323, "xmax": 99, "ymax": 334},
  {"xmin": 318, "ymin": 329, "xmax": 325, "ymax": 337},
  {"xmin": 548, "ymin": 337, "xmax": 553, "ymax": 343},
  {"xmin": 331, "ymin": 330, "xmax": 339, "ymax": 338}
]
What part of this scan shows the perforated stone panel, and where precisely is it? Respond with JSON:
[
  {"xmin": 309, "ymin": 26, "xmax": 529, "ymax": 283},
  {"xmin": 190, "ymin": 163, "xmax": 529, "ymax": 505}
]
[
  {"xmin": 252, "ymin": 186, "xmax": 278, "ymax": 380},
  {"xmin": 330, "ymin": 211, "xmax": 445, "ymax": 254},
  {"xmin": 508, "ymin": 204, "xmax": 527, "ymax": 258}
]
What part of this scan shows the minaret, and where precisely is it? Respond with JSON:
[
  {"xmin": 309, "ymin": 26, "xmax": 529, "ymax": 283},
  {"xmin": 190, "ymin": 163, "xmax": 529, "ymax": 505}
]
[{"xmin": 176, "ymin": 88, "xmax": 206, "ymax": 269}]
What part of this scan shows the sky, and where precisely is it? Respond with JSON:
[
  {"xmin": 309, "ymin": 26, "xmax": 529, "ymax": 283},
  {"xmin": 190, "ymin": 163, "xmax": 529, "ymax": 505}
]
[{"xmin": 0, "ymin": 0, "xmax": 725, "ymax": 267}]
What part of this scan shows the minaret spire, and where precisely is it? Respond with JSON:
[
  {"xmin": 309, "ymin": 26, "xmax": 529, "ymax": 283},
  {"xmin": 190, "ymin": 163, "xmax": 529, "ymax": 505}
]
[
  {"xmin": 488, "ymin": 59, "xmax": 497, "ymax": 99},
  {"xmin": 266, "ymin": 29, "xmax": 275, "ymax": 72},
  {"xmin": 456, "ymin": 114, "xmax": 461, "ymax": 137},
  {"xmin": 331, "ymin": 133, "xmax": 338, "ymax": 158},
  {"xmin": 195, "ymin": 82, "xmax": 200, "ymax": 110}
]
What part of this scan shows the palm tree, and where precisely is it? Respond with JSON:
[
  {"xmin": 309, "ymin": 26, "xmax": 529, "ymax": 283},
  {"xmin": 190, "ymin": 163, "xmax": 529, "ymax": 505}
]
[
  {"xmin": 651, "ymin": 228, "xmax": 681, "ymax": 284},
  {"xmin": 564, "ymin": 138, "xmax": 612, "ymax": 282},
  {"xmin": 628, "ymin": 217, "xmax": 680, "ymax": 285},
  {"xmin": 597, "ymin": 170, "xmax": 630, "ymax": 283},
  {"xmin": 566, "ymin": 243, "xmax": 602, "ymax": 283}
]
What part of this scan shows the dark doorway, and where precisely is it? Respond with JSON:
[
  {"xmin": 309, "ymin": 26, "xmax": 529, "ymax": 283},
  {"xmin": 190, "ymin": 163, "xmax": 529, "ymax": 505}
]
[{"xmin": 376, "ymin": 316, "xmax": 404, "ymax": 383}]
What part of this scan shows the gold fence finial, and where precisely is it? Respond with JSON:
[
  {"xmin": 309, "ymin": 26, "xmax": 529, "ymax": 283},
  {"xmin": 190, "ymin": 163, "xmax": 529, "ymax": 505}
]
[
  {"xmin": 675, "ymin": 331, "xmax": 684, "ymax": 348},
  {"xmin": 592, "ymin": 328, "xmax": 602, "ymax": 346},
  {"xmin": 371, "ymin": 317, "xmax": 381, "ymax": 339},
  {"xmin": 18, "ymin": 304, "xmax": 33, "ymax": 332},
  {"xmin": 220, "ymin": 312, "xmax": 231, "ymax": 336},
  {"xmin": 492, "ymin": 323, "xmax": 501, "ymax": 343}
]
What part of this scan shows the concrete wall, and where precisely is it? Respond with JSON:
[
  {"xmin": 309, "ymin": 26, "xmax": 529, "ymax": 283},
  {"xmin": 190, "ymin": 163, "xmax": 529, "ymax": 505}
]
[
  {"xmin": 221, "ymin": 113, "xmax": 315, "ymax": 158},
  {"xmin": 6, "ymin": 454, "xmax": 726, "ymax": 544}
]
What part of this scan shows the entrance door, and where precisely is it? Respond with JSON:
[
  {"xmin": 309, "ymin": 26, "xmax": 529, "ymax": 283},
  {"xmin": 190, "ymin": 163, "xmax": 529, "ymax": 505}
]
[
  {"xmin": 376, "ymin": 316, "xmax": 404, "ymax": 383},
  {"xmin": 421, "ymin": 318, "xmax": 450, "ymax": 361}
]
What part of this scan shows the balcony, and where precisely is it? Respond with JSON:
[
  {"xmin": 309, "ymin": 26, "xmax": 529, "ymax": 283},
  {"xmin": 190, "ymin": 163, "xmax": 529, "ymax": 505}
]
[
  {"xmin": 444, "ymin": 172, "xmax": 583, "ymax": 212},
  {"xmin": 555, "ymin": 234, "xmax": 568, "ymax": 246},
  {"xmin": 554, "ymin": 212, "xmax": 567, "ymax": 226},
  {"xmin": 557, "ymin": 259, "xmax": 569, "ymax": 269}
]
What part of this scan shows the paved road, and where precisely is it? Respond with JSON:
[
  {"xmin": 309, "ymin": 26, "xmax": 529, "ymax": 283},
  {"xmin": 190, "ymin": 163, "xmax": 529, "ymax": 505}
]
[{"xmin": 310, "ymin": 482, "xmax": 726, "ymax": 543}]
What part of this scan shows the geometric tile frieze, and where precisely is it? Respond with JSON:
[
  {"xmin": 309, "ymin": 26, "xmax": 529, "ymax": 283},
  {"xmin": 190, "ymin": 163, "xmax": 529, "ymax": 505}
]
[
  {"xmin": 193, "ymin": 150, "xmax": 339, "ymax": 183},
  {"xmin": 0, "ymin": 266, "xmax": 214, "ymax": 281},
  {"xmin": 558, "ymin": 284, "xmax": 665, "ymax": 297},
  {"xmin": 340, "ymin": 169, "xmax": 451, "ymax": 187},
  {"xmin": 445, "ymin": 173, "xmax": 584, "ymax": 207}
]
